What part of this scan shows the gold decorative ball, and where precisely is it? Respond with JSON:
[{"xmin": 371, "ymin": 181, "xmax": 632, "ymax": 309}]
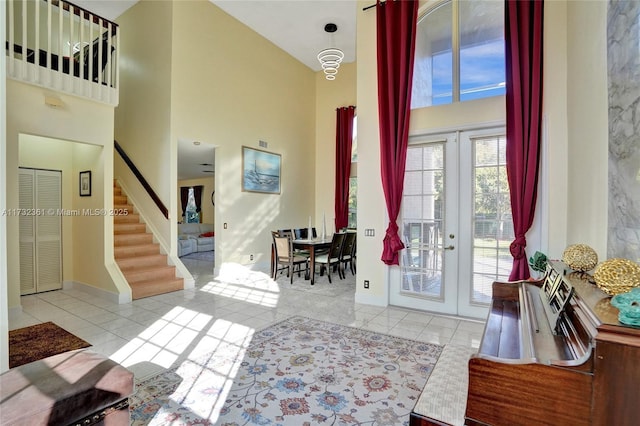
[
  {"xmin": 562, "ymin": 244, "xmax": 598, "ymax": 272},
  {"xmin": 593, "ymin": 258, "xmax": 640, "ymax": 296}
]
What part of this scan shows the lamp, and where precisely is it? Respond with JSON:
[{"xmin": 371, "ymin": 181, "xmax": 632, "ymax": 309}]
[{"xmin": 317, "ymin": 23, "xmax": 344, "ymax": 81}]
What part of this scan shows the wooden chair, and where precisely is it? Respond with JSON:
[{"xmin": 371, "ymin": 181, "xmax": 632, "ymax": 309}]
[
  {"xmin": 340, "ymin": 231, "xmax": 357, "ymax": 276},
  {"xmin": 314, "ymin": 232, "xmax": 346, "ymax": 283},
  {"xmin": 272, "ymin": 231, "xmax": 308, "ymax": 284},
  {"xmin": 294, "ymin": 228, "xmax": 317, "ymax": 239}
]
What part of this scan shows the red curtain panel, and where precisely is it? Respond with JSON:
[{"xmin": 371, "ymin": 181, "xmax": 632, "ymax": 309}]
[
  {"xmin": 334, "ymin": 106, "xmax": 356, "ymax": 231},
  {"xmin": 376, "ymin": 0, "xmax": 419, "ymax": 265},
  {"xmin": 505, "ymin": 0, "xmax": 544, "ymax": 280}
]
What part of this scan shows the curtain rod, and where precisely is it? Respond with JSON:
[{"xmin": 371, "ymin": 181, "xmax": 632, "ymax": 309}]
[{"xmin": 363, "ymin": 1, "xmax": 384, "ymax": 12}]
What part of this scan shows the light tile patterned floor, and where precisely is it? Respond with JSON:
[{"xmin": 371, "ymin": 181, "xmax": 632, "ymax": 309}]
[{"xmin": 9, "ymin": 255, "xmax": 485, "ymax": 381}]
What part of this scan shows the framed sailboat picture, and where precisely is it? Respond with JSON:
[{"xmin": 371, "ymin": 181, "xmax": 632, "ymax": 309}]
[{"xmin": 242, "ymin": 146, "xmax": 281, "ymax": 194}]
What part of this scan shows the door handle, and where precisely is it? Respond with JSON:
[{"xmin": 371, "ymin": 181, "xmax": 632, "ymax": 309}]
[{"xmin": 444, "ymin": 245, "xmax": 455, "ymax": 250}]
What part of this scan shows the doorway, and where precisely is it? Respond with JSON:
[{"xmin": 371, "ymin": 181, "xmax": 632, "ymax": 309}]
[{"xmin": 390, "ymin": 127, "xmax": 510, "ymax": 319}]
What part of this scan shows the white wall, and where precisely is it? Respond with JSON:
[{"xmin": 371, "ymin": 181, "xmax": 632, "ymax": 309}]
[{"xmin": 566, "ymin": 0, "xmax": 608, "ymax": 258}]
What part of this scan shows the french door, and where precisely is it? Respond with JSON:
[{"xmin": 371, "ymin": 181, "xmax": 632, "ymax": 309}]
[{"xmin": 390, "ymin": 127, "xmax": 510, "ymax": 319}]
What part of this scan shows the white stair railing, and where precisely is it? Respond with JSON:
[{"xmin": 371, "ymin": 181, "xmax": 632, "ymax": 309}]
[{"xmin": 6, "ymin": 0, "xmax": 119, "ymax": 105}]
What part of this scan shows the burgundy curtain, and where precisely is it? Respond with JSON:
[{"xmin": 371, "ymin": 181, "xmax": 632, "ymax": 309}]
[
  {"xmin": 180, "ymin": 187, "xmax": 189, "ymax": 217},
  {"xmin": 505, "ymin": 0, "xmax": 544, "ymax": 280},
  {"xmin": 335, "ymin": 106, "xmax": 356, "ymax": 231},
  {"xmin": 376, "ymin": 0, "xmax": 419, "ymax": 265}
]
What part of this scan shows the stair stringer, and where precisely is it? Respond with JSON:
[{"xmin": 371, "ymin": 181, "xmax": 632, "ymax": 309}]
[{"xmin": 114, "ymin": 179, "xmax": 195, "ymax": 289}]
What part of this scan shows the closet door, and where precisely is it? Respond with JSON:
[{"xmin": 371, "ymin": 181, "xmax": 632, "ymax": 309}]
[
  {"xmin": 35, "ymin": 170, "xmax": 62, "ymax": 292},
  {"xmin": 19, "ymin": 169, "xmax": 36, "ymax": 295},
  {"xmin": 18, "ymin": 168, "xmax": 62, "ymax": 295}
]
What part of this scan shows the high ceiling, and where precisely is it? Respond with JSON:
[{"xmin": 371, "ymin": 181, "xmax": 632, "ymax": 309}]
[
  {"xmin": 74, "ymin": 0, "xmax": 358, "ymax": 179},
  {"xmin": 74, "ymin": 0, "xmax": 357, "ymax": 71}
]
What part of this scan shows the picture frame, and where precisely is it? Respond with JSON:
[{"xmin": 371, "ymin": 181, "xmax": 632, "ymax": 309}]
[
  {"xmin": 242, "ymin": 146, "xmax": 281, "ymax": 194},
  {"xmin": 79, "ymin": 170, "xmax": 91, "ymax": 197}
]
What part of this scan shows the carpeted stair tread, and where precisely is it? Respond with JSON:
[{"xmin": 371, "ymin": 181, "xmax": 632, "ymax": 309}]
[
  {"xmin": 114, "ymin": 243, "xmax": 160, "ymax": 258},
  {"xmin": 116, "ymin": 253, "xmax": 168, "ymax": 269},
  {"xmin": 114, "ymin": 195, "xmax": 128, "ymax": 204},
  {"xmin": 122, "ymin": 265, "xmax": 178, "ymax": 284},
  {"xmin": 115, "ymin": 233, "xmax": 153, "ymax": 246},
  {"xmin": 113, "ymin": 180, "xmax": 184, "ymax": 299},
  {"xmin": 114, "ymin": 223, "xmax": 147, "ymax": 234},
  {"xmin": 131, "ymin": 278, "xmax": 184, "ymax": 299},
  {"xmin": 114, "ymin": 213, "xmax": 141, "ymax": 224},
  {"xmin": 113, "ymin": 204, "xmax": 134, "ymax": 213}
]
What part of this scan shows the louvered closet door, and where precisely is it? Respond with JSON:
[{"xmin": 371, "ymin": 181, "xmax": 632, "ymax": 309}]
[
  {"xmin": 19, "ymin": 169, "xmax": 36, "ymax": 295},
  {"xmin": 18, "ymin": 168, "xmax": 62, "ymax": 295},
  {"xmin": 35, "ymin": 170, "xmax": 62, "ymax": 292}
]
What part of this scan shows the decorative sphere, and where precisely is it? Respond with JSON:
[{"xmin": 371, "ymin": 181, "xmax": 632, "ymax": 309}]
[
  {"xmin": 593, "ymin": 258, "xmax": 640, "ymax": 296},
  {"xmin": 562, "ymin": 244, "xmax": 598, "ymax": 272}
]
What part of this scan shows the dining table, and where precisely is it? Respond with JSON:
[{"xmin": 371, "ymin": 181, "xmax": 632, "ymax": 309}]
[{"xmin": 292, "ymin": 237, "xmax": 333, "ymax": 285}]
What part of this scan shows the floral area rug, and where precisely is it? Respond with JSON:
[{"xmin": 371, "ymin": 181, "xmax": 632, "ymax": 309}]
[{"xmin": 130, "ymin": 316, "xmax": 442, "ymax": 425}]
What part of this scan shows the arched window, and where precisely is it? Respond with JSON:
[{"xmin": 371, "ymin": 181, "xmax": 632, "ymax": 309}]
[{"xmin": 411, "ymin": 0, "xmax": 505, "ymax": 108}]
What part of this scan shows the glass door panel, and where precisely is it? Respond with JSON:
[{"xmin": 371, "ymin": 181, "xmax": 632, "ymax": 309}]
[{"xmin": 392, "ymin": 128, "xmax": 508, "ymax": 319}]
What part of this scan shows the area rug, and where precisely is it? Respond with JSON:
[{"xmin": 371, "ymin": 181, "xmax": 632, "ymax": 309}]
[
  {"xmin": 130, "ymin": 316, "xmax": 443, "ymax": 425},
  {"xmin": 9, "ymin": 321, "xmax": 92, "ymax": 368}
]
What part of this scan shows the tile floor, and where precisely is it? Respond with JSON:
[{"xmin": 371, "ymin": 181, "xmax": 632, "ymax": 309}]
[{"xmin": 9, "ymin": 255, "xmax": 485, "ymax": 381}]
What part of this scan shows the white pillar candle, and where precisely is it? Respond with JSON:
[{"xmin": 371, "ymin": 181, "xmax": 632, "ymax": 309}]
[{"xmin": 322, "ymin": 212, "xmax": 326, "ymax": 239}]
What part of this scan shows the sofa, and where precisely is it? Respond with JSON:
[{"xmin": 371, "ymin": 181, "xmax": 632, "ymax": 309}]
[{"xmin": 178, "ymin": 223, "xmax": 214, "ymax": 256}]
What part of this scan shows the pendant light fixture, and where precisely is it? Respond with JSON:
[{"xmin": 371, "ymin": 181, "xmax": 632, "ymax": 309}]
[{"xmin": 317, "ymin": 23, "xmax": 344, "ymax": 81}]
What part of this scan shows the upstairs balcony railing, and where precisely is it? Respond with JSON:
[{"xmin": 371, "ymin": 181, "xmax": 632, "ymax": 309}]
[{"xmin": 6, "ymin": 0, "xmax": 119, "ymax": 105}]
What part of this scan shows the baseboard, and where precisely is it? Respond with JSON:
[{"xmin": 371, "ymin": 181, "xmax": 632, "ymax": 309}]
[
  {"xmin": 63, "ymin": 280, "xmax": 125, "ymax": 304},
  {"xmin": 354, "ymin": 291, "xmax": 388, "ymax": 307}
]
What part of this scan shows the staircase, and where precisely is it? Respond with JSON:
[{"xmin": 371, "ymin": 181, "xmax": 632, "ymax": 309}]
[{"xmin": 113, "ymin": 181, "xmax": 183, "ymax": 299}]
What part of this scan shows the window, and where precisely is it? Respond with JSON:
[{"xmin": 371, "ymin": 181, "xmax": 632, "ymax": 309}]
[
  {"xmin": 348, "ymin": 116, "xmax": 357, "ymax": 229},
  {"xmin": 412, "ymin": 0, "xmax": 505, "ymax": 108},
  {"xmin": 185, "ymin": 188, "xmax": 199, "ymax": 223}
]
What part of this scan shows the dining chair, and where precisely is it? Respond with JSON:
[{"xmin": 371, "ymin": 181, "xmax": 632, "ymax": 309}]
[
  {"xmin": 278, "ymin": 229, "xmax": 294, "ymax": 238},
  {"xmin": 295, "ymin": 227, "xmax": 317, "ymax": 239},
  {"xmin": 314, "ymin": 232, "xmax": 346, "ymax": 283},
  {"xmin": 272, "ymin": 231, "xmax": 308, "ymax": 284},
  {"xmin": 340, "ymin": 231, "xmax": 357, "ymax": 276}
]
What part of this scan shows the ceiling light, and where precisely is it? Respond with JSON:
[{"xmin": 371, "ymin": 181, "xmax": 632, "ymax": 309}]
[{"xmin": 318, "ymin": 23, "xmax": 344, "ymax": 81}]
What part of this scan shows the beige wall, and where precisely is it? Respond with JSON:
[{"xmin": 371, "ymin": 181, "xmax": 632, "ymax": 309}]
[
  {"xmin": 167, "ymin": 1, "xmax": 316, "ymax": 268},
  {"xmin": 177, "ymin": 177, "xmax": 215, "ymax": 225},
  {"xmin": 314, "ymin": 62, "xmax": 357, "ymax": 232},
  {"xmin": 114, "ymin": 0, "xmax": 174, "ymax": 243},
  {"xmin": 6, "ymin": 80, "xmax": 118, "ymax": 309}
]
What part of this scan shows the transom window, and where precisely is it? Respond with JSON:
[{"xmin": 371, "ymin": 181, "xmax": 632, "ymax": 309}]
[{"xmin": 411, "ymin": 0, "xmax": 505, "ymax": 108}]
